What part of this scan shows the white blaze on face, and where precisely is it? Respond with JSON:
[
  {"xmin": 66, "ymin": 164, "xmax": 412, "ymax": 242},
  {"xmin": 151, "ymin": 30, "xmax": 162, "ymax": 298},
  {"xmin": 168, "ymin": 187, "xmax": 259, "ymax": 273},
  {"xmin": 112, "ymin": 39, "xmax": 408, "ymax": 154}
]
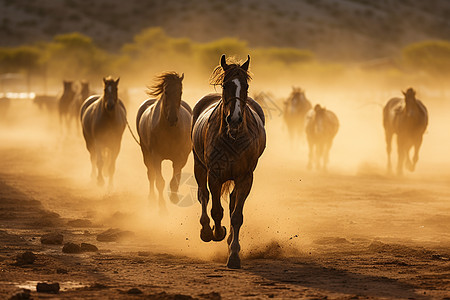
[{"xmin": 231, "ymin": 79, "xmax": 241, "ymax": 120}]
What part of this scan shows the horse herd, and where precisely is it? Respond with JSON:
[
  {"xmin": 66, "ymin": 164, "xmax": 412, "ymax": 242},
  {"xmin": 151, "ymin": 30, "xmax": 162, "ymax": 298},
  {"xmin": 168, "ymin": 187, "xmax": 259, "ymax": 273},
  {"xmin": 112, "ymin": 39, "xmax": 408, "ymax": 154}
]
[{"xmin": 51, "ymin": 54, "xmax": 428, "ymax": 269}]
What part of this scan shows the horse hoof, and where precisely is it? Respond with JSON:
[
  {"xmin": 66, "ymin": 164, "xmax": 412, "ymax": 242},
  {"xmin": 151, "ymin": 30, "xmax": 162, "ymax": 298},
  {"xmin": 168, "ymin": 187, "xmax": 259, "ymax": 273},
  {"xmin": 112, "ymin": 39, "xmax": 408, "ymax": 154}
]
[
  {"xmin": 97, "ymin": 178, "xmax": 105, "ymax": 187},
  {"xmin": 169, "ymin": 192, "xmax": 180, "ymax": 205},
  {"xmin": 212, "ymin": 225, "xmax": 226, "ymax": 242},
  {"xmin": 200, "ymin": 227, "xmax": 213, "ymax": 242},
  {"xmin": 227, "ymin": 253, "xmax": 241, "ymax": 269}
]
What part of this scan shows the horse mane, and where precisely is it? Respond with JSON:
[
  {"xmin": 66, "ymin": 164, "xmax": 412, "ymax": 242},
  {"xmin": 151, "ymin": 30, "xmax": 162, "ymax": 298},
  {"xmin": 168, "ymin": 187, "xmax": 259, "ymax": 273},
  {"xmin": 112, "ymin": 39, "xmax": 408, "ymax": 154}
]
[
  {"xmin": 209, "ymin": 57, "xmax": 252, "ymax": 86},
  {"xmin": 147, "ymin": 71, "xmax": 183, "ymax": 97}
]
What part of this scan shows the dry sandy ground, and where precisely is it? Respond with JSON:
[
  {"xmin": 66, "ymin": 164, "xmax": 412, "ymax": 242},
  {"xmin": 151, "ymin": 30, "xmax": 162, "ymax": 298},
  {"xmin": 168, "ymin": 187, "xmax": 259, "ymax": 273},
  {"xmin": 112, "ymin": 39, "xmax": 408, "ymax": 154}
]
[{"xmin": 0, "ymin": 96, "xmax": 449, "ymax": 299}]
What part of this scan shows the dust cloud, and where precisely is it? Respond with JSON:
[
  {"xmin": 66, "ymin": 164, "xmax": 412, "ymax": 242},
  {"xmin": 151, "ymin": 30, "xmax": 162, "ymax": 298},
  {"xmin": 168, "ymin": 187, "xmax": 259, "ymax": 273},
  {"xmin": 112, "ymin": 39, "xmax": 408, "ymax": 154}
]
[{"xmin": 1, "ymin": 68, "xmax": 450, "ymax": 265}]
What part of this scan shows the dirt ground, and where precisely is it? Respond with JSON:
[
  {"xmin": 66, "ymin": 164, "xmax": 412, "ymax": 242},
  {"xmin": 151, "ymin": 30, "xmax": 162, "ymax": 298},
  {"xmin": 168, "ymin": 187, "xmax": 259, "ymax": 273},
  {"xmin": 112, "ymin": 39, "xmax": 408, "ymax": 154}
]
[{"xmin": 0, "ymin": 92, "xmax": 450, "ymax": 299}]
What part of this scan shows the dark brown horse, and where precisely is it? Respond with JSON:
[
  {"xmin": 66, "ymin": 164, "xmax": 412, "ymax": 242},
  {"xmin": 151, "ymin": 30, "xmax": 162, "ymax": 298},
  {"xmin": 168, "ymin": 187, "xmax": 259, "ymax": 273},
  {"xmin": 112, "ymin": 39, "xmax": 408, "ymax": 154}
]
[
  {"xmin": 192, "ymin": 55, "xmax": 266, "ymax": 269},
  {"xmin": 383, "ymin": 88, "xmax": 428, "ymax": 175},
  {"xmin": 80, "ymin": 77, "xmax": 127, "ymax": 187},
  {"xmin": 305, "ymin": 104, "xmax": 339, "ymax": 171},
  {"xmin": 136, "ymin": 72, "xmax": 192, "ymax": 212},
  {"xmin": 58, "ymin": 80, "xmax": 76, "ymax": 132},
  {"xmin": 283, "ymin": 87, "xmax": 312, "ymax": 140},
  {"xmin": 70, "ymin": 80, "xmax": 90, "ymax": 124}
]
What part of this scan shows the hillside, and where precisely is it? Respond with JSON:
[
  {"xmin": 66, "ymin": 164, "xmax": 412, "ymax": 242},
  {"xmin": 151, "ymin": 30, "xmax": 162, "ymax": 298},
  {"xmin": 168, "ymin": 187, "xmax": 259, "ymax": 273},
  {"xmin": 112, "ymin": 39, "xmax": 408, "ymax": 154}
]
[{"xmin": 0, "ymin": 0, "xmax": 449, "ymax": 61}]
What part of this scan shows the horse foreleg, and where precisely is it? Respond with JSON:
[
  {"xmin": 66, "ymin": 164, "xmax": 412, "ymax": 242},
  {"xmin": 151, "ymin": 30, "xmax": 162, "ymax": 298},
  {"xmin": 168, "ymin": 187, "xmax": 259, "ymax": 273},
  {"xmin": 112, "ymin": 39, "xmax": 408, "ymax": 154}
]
[
  {"xmin": 208, "ymin": 176, "xmax": 226, "ymax": 242},
  {"xmin": 153, "ymin": 157, "xmax": 167, "ymax": 214},
  {"xmin": 316, "ymin": 142, "xmax": 324, "ymax": 170},
  {"xmin": 396, "ymin": 136, "xmax": 405, "ymax": 176},
  {"xmin": 385, "ymin": 130, "xmax": 393, "ymax": 174},
  {"xmin": 169, "ymin": 160, "xmax": 186, "ymax": 204},
  {"xmin": 227, "ymin": 189, "xmax": 237, "ymax": 246},
  {"xmin": 411, "ymin": 136, "xmax": 423, "ymax": 172},
  {"xmin": 89, "ymin": 150, "xmax": 97, "ymax": 182},
  {"xmin": 323, "ymin": 141, "xmax": 332, "ymax": 172},
  {"xmin": 96, "ymin": 147, "xmax": 105, "ymax": 186},
  {"xmin": 194, "ymin": 153, "xmax": 212, "ymax": 242},
  {"xmin": 307, "ymin": 139, "xmax": 313, "ymax": 170},
  {"xmin": 227, "ymin": 174, "xmax": 253, "ymax": 269},
  {"xmin": 107, "ymin": 146, "xmax": 120, "ymax": 189}
]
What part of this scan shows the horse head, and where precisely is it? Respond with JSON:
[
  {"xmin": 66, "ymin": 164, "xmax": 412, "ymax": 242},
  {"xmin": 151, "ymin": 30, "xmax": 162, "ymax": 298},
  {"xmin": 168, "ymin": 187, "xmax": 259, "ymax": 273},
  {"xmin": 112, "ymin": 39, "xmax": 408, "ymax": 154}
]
[
  {"xmin": 63, "ymin": 80, "xmax": 74, "ymax": 94},
  {"xmin": 213, "ymin": 54, "xmax": 251, "ymax": 139},
  {"xmin": 103, "ymin": 77, "xmax": 119, "ymax": 112},
  {"xmin": 149, "ymin": 72, "xmax": 184, "ymax": 126},
  {"xmin": 403, "ymin": 87, "xmax": 417, "ymax": 106}
]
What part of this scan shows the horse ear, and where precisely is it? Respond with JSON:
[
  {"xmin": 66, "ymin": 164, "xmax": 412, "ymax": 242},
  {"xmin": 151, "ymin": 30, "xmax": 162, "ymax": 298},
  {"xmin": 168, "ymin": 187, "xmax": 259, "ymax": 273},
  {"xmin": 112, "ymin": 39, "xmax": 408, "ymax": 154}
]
[
  {"xmin": 115, "ymin": 77, "xmax": 120, "ymax": 85},
  {"xmin": 241, "ymin": 55, "xmax": 250, "ymax": 71},
  {"xmin": 220, "ymin": 54, "xmax": 229, "ymax": 70},
  {"xmin": 103, "ymin": 77, "xmax": 107, "ymax": 84},
  {"xmin": 180, "ymin": 73, "xmax": 184, "ymax": 81},
  {"xmin": 402, "ymin": 90, "xmax": 406, "ymax": 96}
]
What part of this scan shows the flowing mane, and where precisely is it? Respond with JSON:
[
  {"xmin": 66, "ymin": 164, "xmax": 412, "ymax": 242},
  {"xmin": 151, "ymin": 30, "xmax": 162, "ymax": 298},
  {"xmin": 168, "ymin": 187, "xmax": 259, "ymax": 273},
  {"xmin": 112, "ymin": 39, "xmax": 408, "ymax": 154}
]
[
  {"xmin": 147, "ymin": 72, "xmax": 183, "ymax": 97},
  {"xmin": 209, "ymin": 57, "xmax": 252, "ymax": 86}
]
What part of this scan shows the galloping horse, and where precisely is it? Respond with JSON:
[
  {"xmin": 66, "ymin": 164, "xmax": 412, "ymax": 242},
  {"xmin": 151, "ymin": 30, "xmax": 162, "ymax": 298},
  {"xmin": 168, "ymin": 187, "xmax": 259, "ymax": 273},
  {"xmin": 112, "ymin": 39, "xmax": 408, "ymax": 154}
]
[
  {"xmin": 383, "ymin": 88, "xmax": 428, "ymax": 175},
  {"xmin": 80, "ymin": 77, "xmax": 127, "ymax": 187},
  {"xmin": 58, "ymin": 80, "xmax": 76, "ymax": 132},
  {"xmin": 70, "ymin": 81, "xmax": 90, "ymax": 124},
  {"xmin": 192, "ymin": 55, "xmax": 266, "ymax": 269},
  {"xmin": 136, "ymin": 72, "xmax": 192, "ymax": 211},
  {"xmin": 283, "ymin": 87, "xmax": 312, "ymax": 140},
  {"xmin": 305, "ymin": 104, "xmax": 339, "ymax": 171}
]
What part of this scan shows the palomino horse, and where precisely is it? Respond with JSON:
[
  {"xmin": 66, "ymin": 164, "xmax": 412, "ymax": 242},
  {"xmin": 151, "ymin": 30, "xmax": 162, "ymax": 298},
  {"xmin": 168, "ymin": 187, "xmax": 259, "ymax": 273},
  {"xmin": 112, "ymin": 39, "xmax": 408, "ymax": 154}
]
[
  {"xmin": 58, "ymin": 80, "xmax": 76, "ymax": 133},
  {"xmin": 283, "ymin": 87, "xmax": 312, "ymax": 140},
  {"xmin": 383, "ymin": 88, "xmax": 428, "ymax": 175},
  {"xmin": 192, "ymin": 55, "xmax": 266, "ymax": 269},
  {"xmin": 80, "ymin": 77, "xmax": 127, "ymax": 187},
  {"xmin": 305, "ymin": 104, "xmax": 339, "ymax": 171},
  {"xmin": 136, "ymin": 72, "xmax": 192, "ymax": 211}
]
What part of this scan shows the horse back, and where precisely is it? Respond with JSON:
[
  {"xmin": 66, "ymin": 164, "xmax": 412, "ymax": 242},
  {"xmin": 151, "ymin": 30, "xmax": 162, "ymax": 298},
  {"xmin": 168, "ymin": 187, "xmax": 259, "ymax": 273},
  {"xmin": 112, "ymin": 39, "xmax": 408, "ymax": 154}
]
[
  {"xmin": 383, "ymin": 97, "xmax": 403, "ymax": 131},
  {"xmin": 247, "ymin": 97, "xmax": 266, "ymax": 126},
  {"xmin": 192, "ymin": 93, "xmax": 222, "ymax": 128},
  {"xmin": 136, "ymin": 99, "xmax": 157, "ymax": 134},
  {"xmin": 80, "ymin": 95, "xmax": 100, "ymax": 121}
]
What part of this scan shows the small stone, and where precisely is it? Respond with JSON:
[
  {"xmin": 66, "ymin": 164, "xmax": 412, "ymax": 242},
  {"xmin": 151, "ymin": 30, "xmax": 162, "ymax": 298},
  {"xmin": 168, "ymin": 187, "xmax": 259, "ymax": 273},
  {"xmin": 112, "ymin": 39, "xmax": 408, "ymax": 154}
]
[
  {"xmin": 41, "ymin": 233, "xmax": 63, "ymax": 245},
  {"xmin": 15, "ymin": 251, "xmax": 36, "ymax": 265},
  {"xmin": 96, "ymin": 228, "xmax": 134, "ymax": 242},
  {"xmin": 127, "ymin": 288, "xmax": 143, "ymax": 295},
  {"xmin": 81, "ymin": 243, "xmax": 98, "ymax": 252},
  {"xmin": 62, "ymin": 243, "xmax": 82, "ymax": 254},
  {"xmin": 36, "ymin": 282, "xmax": 60, "ymax": 294},
  {"xmin": 56, "ymin": 268, "xmax": 68, "ymax": 274},
  {"xmin": 9, "ymin": 289, "xmax": 31, "ymax": 300}
]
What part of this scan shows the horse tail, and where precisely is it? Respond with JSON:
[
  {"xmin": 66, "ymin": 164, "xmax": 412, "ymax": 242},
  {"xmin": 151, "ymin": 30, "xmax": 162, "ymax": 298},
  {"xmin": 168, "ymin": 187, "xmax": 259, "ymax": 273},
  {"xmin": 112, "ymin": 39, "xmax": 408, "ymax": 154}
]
[
  {"xmin": 136, "ymin": 99, "xmax": 157, "ymax": 135},
  {"xmin": 221, "ymin": 180, "xmax": 234, "ymax": 199}
]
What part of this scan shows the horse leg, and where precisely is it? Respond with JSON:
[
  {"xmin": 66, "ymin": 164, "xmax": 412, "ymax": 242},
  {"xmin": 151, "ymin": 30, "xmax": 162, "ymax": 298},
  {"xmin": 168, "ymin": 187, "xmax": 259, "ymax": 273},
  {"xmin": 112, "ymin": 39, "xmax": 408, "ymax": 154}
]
[
  {"xmin": 396, "ymin": 136, "xmax": 405, "ymax": 176},
  {"xmin": 307, "ymin": 139, "xmax": 313, "ymax": 170},
  {"xmin": 323, "ymin": 141, "xmax": 331, "ymax": 172},
  {"xmin": 227, "ymin": 174, "xmax": 253, "ymax": 269},
  {"xmin": 143, "ymin": 151, "xmax": 156, "ymax": 201},
  {"xmin": 89, "ymin": 149, "xmax": 96, "ymax": 182},
  {"xmin": 96, "ymin": 146, "xmax": 105, "ymax": 186},
  {"xmin": 385, "ymin": 130, "xmax": 393, "ymax": 174},
  {"xmin": 227, "ymin": 189, "xmax": 237, "ymax": 246},
  {"xmin": 107, "ymin": 146, "xmax": 120, "ymax": 189},
  {"xmin": 169, "ymin": 159, "xmax": 187, "ymax": 204},
  {"xmin": 411, "ymin": 136, "xmax": 423, "ymax": 172},
  {"xmin": 153, "ymin": 157, "xmax": 167, "ymax": 214},
  {"xmin": 194, "ymin": 153, "xmax": 213, "ymax": 242},
  {"xmin": 208, "ymin": 176, "xmax": 226, "ymax": 242},
  {"xmin": 316, "ymin": 142, "xmax": 324, "ymax": 170}
]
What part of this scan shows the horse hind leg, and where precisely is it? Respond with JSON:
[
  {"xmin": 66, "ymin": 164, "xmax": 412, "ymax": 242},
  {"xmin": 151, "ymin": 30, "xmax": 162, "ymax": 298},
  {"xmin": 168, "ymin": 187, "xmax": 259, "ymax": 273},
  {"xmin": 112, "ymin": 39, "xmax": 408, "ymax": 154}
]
[
  {"xmin": 153, "ymin": 158, "xmax": 167, "ymax": 214},
  {"xmin": 227, "ymin": 174, "xmax": 253, "ymax": 269},
  {"xmin": 96, "ymin": 148, "xmax": 105, "ymax": 186},
  {"xmin": 410, "ymin": 136, "xmax": 423, "ymax": 172},
  {"xmin": 194, "ymin": 153, "xmax": 213, "ymax": 242},
  {"xmin": 385, "ymin": 130, "xmax": 394, "ymax": 174},
  {"xmin": 107, "ymin": 146, "xmax": 120, "ymax": 190}
]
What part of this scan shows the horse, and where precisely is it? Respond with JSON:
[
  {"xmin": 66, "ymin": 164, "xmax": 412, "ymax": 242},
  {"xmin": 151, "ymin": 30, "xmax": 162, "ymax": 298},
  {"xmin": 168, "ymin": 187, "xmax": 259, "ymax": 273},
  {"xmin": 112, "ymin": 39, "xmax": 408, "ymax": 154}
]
[
  {"xmin": 70, "ymin": 80, "xmax": 90, "ymax": 124},
  {"xmin": 136, "ymin": 72, "xmax": 192, "ymax": 212},
  {"xmin": 383, "ymin": 88, "xmax": 428, "ymax": 175},
  {"xmin": 58, "ymin": 80, "xmax": 76, "ymax": 133},
  {"xmin": 191, "ymin": 55, "xmax": 266, "ymax": 269},
  {"xmin": 305, "ymin": 104, "xmax": 339, "ymax": 171},
  {"xmin": 80, "ymin": 77, "xmax": 127, "ymax": 187},
  {"xmin": 283, "ymin": 87, "xmax": 312, "ymax": 140}
]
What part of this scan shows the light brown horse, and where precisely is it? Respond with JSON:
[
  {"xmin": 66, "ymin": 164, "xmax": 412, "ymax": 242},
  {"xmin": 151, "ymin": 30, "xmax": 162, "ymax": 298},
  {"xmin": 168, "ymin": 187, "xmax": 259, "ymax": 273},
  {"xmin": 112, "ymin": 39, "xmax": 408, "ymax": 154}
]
[
  {"xmin": 305, "ymin": 104, "xmax": 339, "ymax": 171},
  {"xmin": 192, "ymin": 55, "xmax": 266, "ymax": 269},
  {"xmin": 80, "ymin": 77, "xmax": 127, "ymax": 187},
  {"xmin": 58, "ymin": 80, "xmax": 76, "ymax": 133},
  {"xmin": 136, "ymin": 72, "xmax": 192, "ymax": 212},
  {"xmin": 383, "ymin": 88, "xmax": 428, "ymax": 175},
  {"xmin": 283, "ymin": 87, "xmax": 312, "ymax": 140}
]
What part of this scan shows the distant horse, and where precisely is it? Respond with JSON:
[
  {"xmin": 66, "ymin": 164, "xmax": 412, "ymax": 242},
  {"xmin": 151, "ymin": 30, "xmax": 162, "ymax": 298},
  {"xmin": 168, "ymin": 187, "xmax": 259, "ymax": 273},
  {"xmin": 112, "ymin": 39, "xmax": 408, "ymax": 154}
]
[
  {"xmin": 383, "ymin": 88, "xmax": 428, "ymax": 175},
  {"xmin": 58, "ymin": 80, "xmax": 76, "ymax": 132},
  {"xmin": 136, "ymin": 72, "xmax": 192, "ymax": 211},
  {"xmin": 34, "ymin": 95, "xmax": 58, "ymax": 114},
  {"xmin": 192, "ymin": 55, "xmax": 266, "ymax": 269},
  {"xmin": 80, "ymin": 77, "xmax": 127, "ymax": 187},
  {"xmin": 305, "ymin": 104, "xmax": 339, "ymax": 171},
  {"xmin": 283, "ymin": 87, "xmax": 312, "ymax": 140},
  {"xmin": 70, "ymin": 81, "xmax": 90, "ymax": 123}
]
